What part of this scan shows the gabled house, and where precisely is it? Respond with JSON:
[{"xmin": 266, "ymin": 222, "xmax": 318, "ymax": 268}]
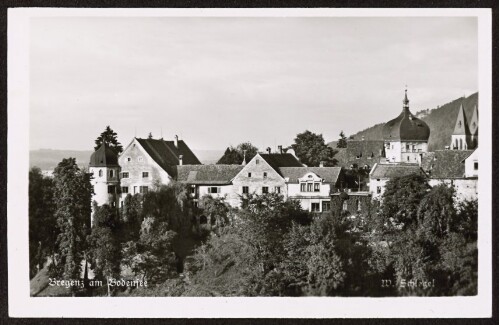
[
  {"xmin": 117, "ymin": 136, "xmax": 201, "ymax": 205},
  {"xmin": 369, "ymin": 163, "xmax": 425, "ymax": 199},
  {"xmin": 279, "ymin": 167, "xmax": 343, "ymax": 213},
  {"xmin": 231, "ymin": 152, "xmax": 303, "ymax": 202},
  {"xmin": 421, "ymin": 149, "xmax": 477, "ymax": 202},
  {"xmin": 176, "ymin": 164, "xmax": 244, "ymax": 207}
]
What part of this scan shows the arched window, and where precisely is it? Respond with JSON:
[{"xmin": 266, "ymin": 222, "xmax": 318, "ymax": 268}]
[
  {"xmin": 455, "ymin": 139, "xmax": 458, "ymax": 149},
  {"xmin": 459, "ymin": 138, "xmax": 463, "ymax": 150},
  {"xmin": 98, "ymin": 169, "xmax": 103, "ymax": 177}
]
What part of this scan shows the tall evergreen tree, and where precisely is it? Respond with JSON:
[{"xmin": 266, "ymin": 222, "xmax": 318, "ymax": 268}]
[
  {"xmin": 94, "ymin": 125, "xmax": 123, "ymax": 153},
  {"xmin": 52, "ymin": 158, "xmax": 93, "ymax": 288},
  {"xmin": 337, "ymin": 131, "xmax": 348, "ymax": 148}
]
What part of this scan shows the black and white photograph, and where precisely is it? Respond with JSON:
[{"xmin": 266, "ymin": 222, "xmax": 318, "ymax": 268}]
[{"xmin": 7, "ymin": 8, "xmax": 492, "ymax": 318}]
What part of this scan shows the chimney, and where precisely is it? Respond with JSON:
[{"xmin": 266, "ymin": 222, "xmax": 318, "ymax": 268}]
[
  {"xmin": 278, "ymin": 145, "xmax": 283, "ymax": 154},
  {"xmin": 319, "ymin": 161, "xmax": 325, "ymax": 167},
  {"xmin": 266, "ymin": 147, "xmax": 271, "ymax": 154},
  {"xmin": 174, "ymin": 135, "xmax": 178, "ymax": 148},
  {"xmin": 179, "ymin": 154, "xmax": 183, "ymax": 166}
]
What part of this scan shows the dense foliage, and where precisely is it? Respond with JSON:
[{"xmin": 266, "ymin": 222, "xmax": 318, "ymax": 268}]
[
  {"xmin": 217, "ymin": 142, "xmax": 259, "ymax": 164},
  {"xmin": 292, "ymin": 130, "xmax": 338, "ymax": 167},
  {"xmin": 94, "ymin": 125, "xmax": 123, "ymax": 153}
]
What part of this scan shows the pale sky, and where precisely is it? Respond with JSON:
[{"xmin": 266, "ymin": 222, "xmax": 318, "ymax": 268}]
[{"xmin": 29, "ymin": 16, "xmax": 478, "ymax": 151}]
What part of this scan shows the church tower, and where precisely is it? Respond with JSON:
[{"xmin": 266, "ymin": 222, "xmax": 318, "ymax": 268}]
[
  {"xmin": 450, "ymin": 103, "xmax": 471, "ymax": 150},
  {"xmin": 89, "ymin": 142, "xmax": 120, "ymax": 225},
  {"xmin": 468, "ymin": 104, "xmax": 478, "ymax": 149},
  {"xmin": 382, "ymin": 89, "xmax": 430, "ymax": 163}
]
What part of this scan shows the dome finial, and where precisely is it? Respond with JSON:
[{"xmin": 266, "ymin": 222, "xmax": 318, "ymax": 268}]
[{"xmin": 403, "ymin": 86, "xmax": 409, "ymax": 109}]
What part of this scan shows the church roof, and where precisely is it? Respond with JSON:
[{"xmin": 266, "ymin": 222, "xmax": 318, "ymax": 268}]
[
  {"xmin": 452, "ymin": 103, "xmax": 471, "ymax": 136},
  {"xmin": 176, "ymin": 165, "xmax": 244, "ymax": 185},
  {"xmin": 89, "ymin": 142, "xmax": 119, "ymax": 167},
  {"xmin": 333, "ymin": 140, "xmax": 385, "ymax": 169},
  {"xmin": 279, "ymin": 167, "xmax": 342, "ymax": 184},
  {"xmin": 468, "ymin": 105, "xmax": 479, "ymax": 136},
  {"xmin": 382, "ymin": 90, "xmax": 430, "ymax": 142}
]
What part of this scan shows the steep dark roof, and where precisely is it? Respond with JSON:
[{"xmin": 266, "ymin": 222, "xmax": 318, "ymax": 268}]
[
  {"xmin": 370, "ymin": 163, "xmax": 424, "ymax": 179},
  {"xmin": 176, "ymin": 165, "xmax": 244, "ymax": 185},
  {"xmin": 382, "ymin": 108, "xmax": 431, "ymax": 141},
  {"xmin": 136, "ymin": 138, "xmax": 202, "ymax": 176},
  {"xmin": 279, "ymin": 167, "xmax": 342, "ymax": 184},
  {"xmin": 452, "ymin": 104, "xmax": 471, "ymax": 136},
  {"xmin": 89, "ymin": 143, "xmax": 119, "ymax": 167},
  {"xmin": 334, "ymin": 140, "xmax": 385, "ymax": 169},
  {"xmin": 421, "ymin": 150, "xmax": 473, "ymax": 179},
  {"xmin": 259, "ymin": 153, "xmax": 303, "ymax": 173}
]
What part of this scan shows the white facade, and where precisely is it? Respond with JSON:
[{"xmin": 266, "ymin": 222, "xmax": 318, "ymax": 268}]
[
  {"xmin": 464, "ymin": 148, "xmax": 479, "ymax": 178},
  {"xmin": 286, "ymin": 172, "xmax": 332, "ymax": 212},
  {"xmin": 118, "ymin": 138, "xmax": 172, "ymax": 205}
]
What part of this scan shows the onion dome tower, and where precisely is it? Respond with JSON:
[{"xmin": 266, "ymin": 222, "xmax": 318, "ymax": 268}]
[
  {"xmin": 382, "ymin": 89, "xmax": 430, "ymax": 163},
  {"xmin": 89, "ymin": 142, "xmax": 120, "ymax": 224}
]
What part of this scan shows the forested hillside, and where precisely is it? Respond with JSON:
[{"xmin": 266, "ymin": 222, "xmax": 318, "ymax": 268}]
[{"xmin": 334, "ymin": 92, "xmax": 478, "ymax": 151}]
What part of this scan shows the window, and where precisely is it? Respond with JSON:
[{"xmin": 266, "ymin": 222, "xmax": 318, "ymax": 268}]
[
  {"xmin": 242, "ymin": 186, "xmax": 249, "ymax": 194},
  {"xmin": 121, "ymin": 186, "xmax": 128, "ymax": 194},
  {"xmin": 122, "ymin": 172, "xmax": 129, "ymax": 178},
  {"xmin": 407, "ymin": 156, "xmax": 410, "ymax": 162},
  {"xmin": 412, "ymin": 145, "xmax": 416, "ymax": 152},
  {"xmin": 190, "ymin": 186, "xmax": 196, "ymax": 194},
  {"xmin": 314, "ymin": 183, "xmax": 320, "ymax": 192},
  {"xmin": 322, "ymin": 201, "xmax": 331, "ymax": 212},
  {"xmin": 311, "ymin": 203, "xmax": 320, "ymax": 212},
  {"xmin": 307, "ymin": 183, "xmax": 313, "ymax": 192},
  {"xmin": 274, "ymin": 186, "xmax": 281, "ymax": 193},
  {"xmin": 140, "ymin": 186, "xmax": 148, "ymax": 194},
  {"xmin": 263, "ymin": 172, "xmax": 267, "ymax": 178},
  {"xmin": 474, "ymin": 162, "xmax": 478, "ymax": 170},
  {"xmin": 134, "ymin": 186, "xmax": 137, "ymax": 194},
  {"xmin": 406, "ymin": 144, "xmax": 409, "ymax": 151},
  {"xmin": 142, "ymin": 172, "xmax": 149, "ymax": 178},
  {"xmin": 108, "ymin": 185, "xmax": 115, "ymax": 194},
  {"xmin": 248, "ymin": 172, "xmax": 252, "ymax": 178},
  {"xmin": 377, "ymin": 186, "xmax": 382, "ymax": 194},
  {"xmin": 342, "ymin": 200, "xmax": 348, "ymax": 211},
  {"xmin": 300, "ymin": 183, "xmax": 306, "ymax": 192},
  {"xmin": 208, "ymin": 187, "xmax": 220, "ymax": 194},
  {"xmin": 98, "ymin": 169, "xmax": 103, "ymax": 177},
  {"xmin": 262, "ymin": 187, "xmax": 269, "ymax": 194},
  {"xmin": 458, "ymin": 121, "xmax": 462, "ymax": 128},
  {"xmin": 120, "ymin": 201, "xmax": 124, "ymax": 208},
  {"xmin": 256, "ymin": 159, "xmax": 259, "ymax": 165},
  {"xmin": 109, "ymin": 170, "xmax": 114, "ymax": 178},
  {"xmin": 127, "ymin": 157, "xmax": 131, "ymax": 162}
]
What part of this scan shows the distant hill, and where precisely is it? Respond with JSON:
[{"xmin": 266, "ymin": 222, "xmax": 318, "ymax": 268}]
[
  {"xmin": 30, "ymin": 149, "xmax": 94, "ymax": 171},
  {"xmin": 30, "ymin": 148, "xmax": 224, "ymax": 171},
  {"xmin": 330, "ymin": 92, "xmax": 478, "ymax": 151}
]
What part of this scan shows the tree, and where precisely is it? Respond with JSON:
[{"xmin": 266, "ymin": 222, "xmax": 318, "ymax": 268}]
[
  {"xmin": 216, "ymin": 142, "xmax": 259, "ymax": 165},
  {"xmin": 94, "ymin": 125, "xmax": 123, "ymax": 153},
  {"xmin": 337, "ymin": 131, "xmax": 348, "ymax": 148},
  {"xmin": 291, "ymin": 130, "xmax": 337, "ymax": 167},
  {"xmin": 29, "ymin": 167, "xmax": 57, "ymax": 278},
  {"xmin": 51, "ymin": 158, "xmax": 93, "ymax": 291}
]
